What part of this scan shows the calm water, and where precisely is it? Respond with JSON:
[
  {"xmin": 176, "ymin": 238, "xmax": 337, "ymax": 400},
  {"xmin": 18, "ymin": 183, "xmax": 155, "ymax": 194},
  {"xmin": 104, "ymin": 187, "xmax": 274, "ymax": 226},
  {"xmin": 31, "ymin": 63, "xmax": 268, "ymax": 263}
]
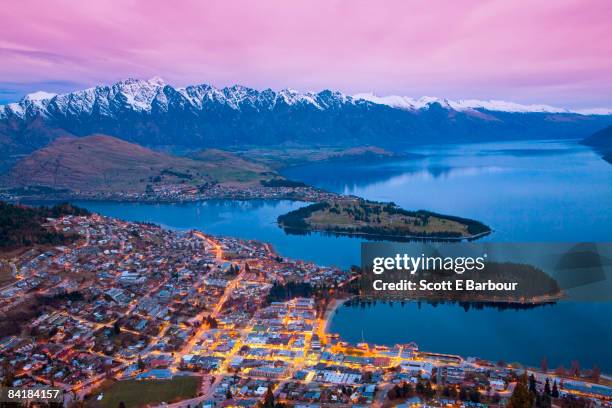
[
  {"xmin": 70, "ymin": 199, "xmax": 363, "ymax": 267},
  {"xmin": 282, "ymin": 140, "xmax": 612, "ymax": 242},
  {"xmin": 328, "ymin": 301, "xmax": 612, "ymax": 372},
  {"xmin": 70, "ymin": 140, "xmax": 612, "ymax": 372}
]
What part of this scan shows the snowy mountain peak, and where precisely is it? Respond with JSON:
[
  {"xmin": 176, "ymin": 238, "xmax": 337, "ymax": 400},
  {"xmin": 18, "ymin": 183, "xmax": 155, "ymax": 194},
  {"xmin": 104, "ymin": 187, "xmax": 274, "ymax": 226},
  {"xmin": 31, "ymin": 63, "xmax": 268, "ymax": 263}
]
[
  {"xmin": 25, "ymin": 91, "xmax": 58, "ymax": 101},
  {"xmin": 1, "ymin": 78, "xmax": 611, "ymax": 120},
  {"xmin": 147, "ymin": 76, "xmax": 166, "ymax": 86},
  {"xmin": 352, "ymin": 92, "xmax": 577, "ymax": 114}
]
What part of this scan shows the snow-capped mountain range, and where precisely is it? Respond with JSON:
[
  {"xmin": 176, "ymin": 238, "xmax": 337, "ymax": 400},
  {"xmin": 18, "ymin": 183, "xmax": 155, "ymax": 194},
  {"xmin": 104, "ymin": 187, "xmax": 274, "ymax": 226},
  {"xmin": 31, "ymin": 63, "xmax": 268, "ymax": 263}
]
[
  {"xmin": 1, "ymin": 77, "xmax": 610, "ymax": 118},
  {"xmin": 2, "ymin": 77, "xmax": 612, "ymax": 163},
  {"xmin": 353, "ymin": 93, "xmax": 612, "ymax": 115},
  {"xmin": 0, "ymin": 77, "xmax": 352, "ymax": 119}
]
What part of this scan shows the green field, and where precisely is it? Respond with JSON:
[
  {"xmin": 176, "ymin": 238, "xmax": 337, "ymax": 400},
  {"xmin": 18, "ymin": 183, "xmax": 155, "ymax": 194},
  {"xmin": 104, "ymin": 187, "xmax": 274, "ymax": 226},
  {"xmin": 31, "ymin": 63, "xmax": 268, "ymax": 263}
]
[{"xmin": 91, "ymin": 376, "xmax": 200, "ymax": 408}]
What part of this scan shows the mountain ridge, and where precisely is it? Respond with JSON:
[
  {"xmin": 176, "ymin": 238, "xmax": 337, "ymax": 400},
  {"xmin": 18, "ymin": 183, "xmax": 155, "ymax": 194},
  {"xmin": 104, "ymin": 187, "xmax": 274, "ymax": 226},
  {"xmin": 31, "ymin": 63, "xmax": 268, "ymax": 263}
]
[
  {"xmin": 3, "ymin": 77, "xmax": 611, "ymax": 117},
  {"xmin": 2, "ymin": 78, "xmax": 612, "ymax": 167},
  {"xmin": 582, "ymin": 124, "xmax": 612, "ymax": 163}
]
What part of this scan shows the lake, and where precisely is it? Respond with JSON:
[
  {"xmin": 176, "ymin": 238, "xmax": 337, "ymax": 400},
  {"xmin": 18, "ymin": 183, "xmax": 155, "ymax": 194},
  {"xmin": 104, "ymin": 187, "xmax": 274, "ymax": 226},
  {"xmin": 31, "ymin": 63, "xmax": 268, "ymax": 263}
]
[
  {"xmin": 327, "ymin": 300, "xmax": 612, "ymax": 372},
  {"xmin": 282, "ymin": 139, "xmax": 612, "ymax": 242},
  {"xmin": 75, "ymin": 140, "xmax": 612, "ymax": 268},
  {"xmin": 70, "ymin": 140, "xmax": 612, "ymax": 372}
]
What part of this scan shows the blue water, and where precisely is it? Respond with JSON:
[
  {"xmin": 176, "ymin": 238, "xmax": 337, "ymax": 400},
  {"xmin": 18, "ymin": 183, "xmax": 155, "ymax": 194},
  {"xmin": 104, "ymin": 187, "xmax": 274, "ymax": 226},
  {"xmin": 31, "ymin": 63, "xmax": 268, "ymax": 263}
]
[
  {"xmin": 68, "ymin": 140, "xmax": 612, "ymax": 372},
  {"xmin": 282, "ymin": 140, "xmax": 612, "ymax": 242},
  {"xmin": 71, "ymin": 200, "xmax": 362, "ymax": 267},
  {"xmin": 328, "ymin": 301, "xmax": 612, "ymax": 372},
  {"xmin": 73, "ymin": 141, "xmax": 612, "ymax": 268}
]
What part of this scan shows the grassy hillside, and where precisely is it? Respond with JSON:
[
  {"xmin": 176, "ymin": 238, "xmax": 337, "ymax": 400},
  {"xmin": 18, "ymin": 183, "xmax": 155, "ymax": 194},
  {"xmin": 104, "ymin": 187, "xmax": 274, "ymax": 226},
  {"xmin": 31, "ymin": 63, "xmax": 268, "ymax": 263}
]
[
  {"xmin": 189, "ymin": 148, "xmax": 276, "ymax": 183},
  {"xmin": 7, "ymin": 135, "xmax": 277, "ymax": 193},
  {"xmin": 236, "ymin": 145, "xmax": 421, "ymax": 169},
  {"xmin": 278, "ymin": 199, "xmax": 491, "ymax": 240}
]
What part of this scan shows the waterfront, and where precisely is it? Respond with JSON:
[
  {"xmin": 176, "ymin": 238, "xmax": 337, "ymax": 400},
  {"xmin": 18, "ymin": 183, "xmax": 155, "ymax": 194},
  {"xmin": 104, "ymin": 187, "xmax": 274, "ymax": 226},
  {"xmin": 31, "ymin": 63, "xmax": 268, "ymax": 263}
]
[
  {"xmin": 328, "ymin": 300, "xmax": 612, "ymax": 372},
  {"xmin": 74, "ymin": 140, "xmax": 612, "ymax": 267},
  {"xmin": 70, "ymin": 140, "xmax": 612, "ymax": 373},
  {"xmin": 70, "ymin": 199, "xmax": 363, "ymax": 268}
]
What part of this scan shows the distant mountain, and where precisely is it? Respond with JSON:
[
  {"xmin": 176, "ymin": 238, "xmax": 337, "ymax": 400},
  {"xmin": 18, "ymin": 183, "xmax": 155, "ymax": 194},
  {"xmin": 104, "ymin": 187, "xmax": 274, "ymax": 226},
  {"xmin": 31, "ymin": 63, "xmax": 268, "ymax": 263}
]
[
  {"xmin": 582, "ymin": 125, "xmax": 612, "ymax": 163},
  {"xmin": 583, "ymin": 125, "xmax": 612, "ymax": 149},
  {"xmin": 2, "ymin": 77, "xmax": 612, "ymax": 166},
  {"xmin": 7, "ymin": 134, "xmax": 275, "ymax": 193}
]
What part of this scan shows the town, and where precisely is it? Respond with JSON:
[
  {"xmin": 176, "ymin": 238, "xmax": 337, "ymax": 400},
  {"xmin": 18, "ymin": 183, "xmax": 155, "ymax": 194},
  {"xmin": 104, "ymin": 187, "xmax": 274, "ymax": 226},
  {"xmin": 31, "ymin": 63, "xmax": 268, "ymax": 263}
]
[
  {"xmin": 0, "ymin": 212, "xmax": 610, "ymax": 408},
  {"xmin": 0, "ymin": 183, "xmax": 343, "ymax": 205}
]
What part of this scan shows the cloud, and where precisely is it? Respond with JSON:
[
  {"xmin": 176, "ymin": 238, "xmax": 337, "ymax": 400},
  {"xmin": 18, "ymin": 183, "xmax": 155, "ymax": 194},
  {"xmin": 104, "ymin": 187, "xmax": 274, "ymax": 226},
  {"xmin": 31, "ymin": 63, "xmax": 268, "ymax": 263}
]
[
  {"xmin": 0, "ymin": 47, "xmax": 77, "ymax": 64},
  {"xmin": 0, "ymin": 0, "xmax": 610, "ymax": 108}
]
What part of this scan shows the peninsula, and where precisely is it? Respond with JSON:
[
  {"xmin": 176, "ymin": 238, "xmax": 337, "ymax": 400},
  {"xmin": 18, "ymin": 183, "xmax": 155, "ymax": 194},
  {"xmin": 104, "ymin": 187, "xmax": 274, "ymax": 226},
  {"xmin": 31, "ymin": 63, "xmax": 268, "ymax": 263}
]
[{"xmin": 277, "ymin": 199, "xmax": 491, "ymax": 240}]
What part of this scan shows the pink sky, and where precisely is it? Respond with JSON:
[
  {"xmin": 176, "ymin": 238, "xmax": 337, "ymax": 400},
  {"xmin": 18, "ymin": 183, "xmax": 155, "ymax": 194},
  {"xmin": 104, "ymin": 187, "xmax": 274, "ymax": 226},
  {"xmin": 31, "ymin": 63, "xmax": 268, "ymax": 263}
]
[{"xmin": 1, "ymin": 0, "xmax": 611, "ymax": 108}]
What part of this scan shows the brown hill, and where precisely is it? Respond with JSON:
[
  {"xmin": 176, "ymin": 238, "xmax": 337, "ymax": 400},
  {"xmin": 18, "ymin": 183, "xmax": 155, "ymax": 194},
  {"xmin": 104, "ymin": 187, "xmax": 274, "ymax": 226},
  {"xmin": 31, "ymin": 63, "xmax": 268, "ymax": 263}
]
[{"xmin": 8, "ymin": 135, "xmax": 275, "ymax": 193}]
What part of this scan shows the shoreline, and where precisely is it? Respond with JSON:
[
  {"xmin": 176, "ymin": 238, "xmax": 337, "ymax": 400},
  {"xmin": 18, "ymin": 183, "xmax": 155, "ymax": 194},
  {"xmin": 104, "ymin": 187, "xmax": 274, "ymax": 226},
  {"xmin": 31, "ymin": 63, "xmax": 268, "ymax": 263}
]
[
  {"xmin": 6, "ymin": 195, "xmax": 493, "ymax": 243},
  {"xmin": 323, "ymin": 296, "xmax": 611, "ymax": 377},
  {"xmin": 349, "ymin": 293, "xmax": 564, "ymax": 305},
  {"xmin": 322, "ymin": 297, "xmax": 350, "ymax": 334},
  {"xmin": 3, "ymin": 194, "xmax": 318, "ymax": 205},
  {"xmin": 279, "ymin": 223, "xmax": 492, "ymax": 242}
]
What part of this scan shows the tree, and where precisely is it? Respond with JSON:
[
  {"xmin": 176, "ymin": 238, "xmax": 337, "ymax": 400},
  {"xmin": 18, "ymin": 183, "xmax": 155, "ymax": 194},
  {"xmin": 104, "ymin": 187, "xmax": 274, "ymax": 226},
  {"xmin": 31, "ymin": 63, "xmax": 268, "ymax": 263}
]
[
  {"xmin": 205, "ymin": 316, "xmax": 218, "ymax": 329},
  {"xmin": 424, "ymin": 382, "xmax": 435, "ymax": 398},
  {"xmin": 508, "ymin": 373, "xmax": 533, "ymax": 408},
  {"xmin": 387, "ymin": 386, "xmax": 399, "ymax": 400},
  {"xmin": 113, "ymin": 321, "xmax": 121, "ymax": 335},
  {"xmin": 469, "ymin": 389, "xmax": 481, "ymax": 403},
  {"xmin": 137, "ymin": 355, "xmax": 145, "ymax": 371},
  {"xmin": 537, "ymin": 393, "xmax": 552, "ymax": 408},
  {"xmin": 1, "ymin": 359, "xmax": 14, "ymax": 387},
  {"xmin": 263, "ymin": 386, "xmax": 275, "ymax": 408},
  {"xmin": 551, "ymin": 381, "xmax": 559, "ymax": 398},
  {"xmin": 529, "ymin": 373, "xmax": 537, "ymax": 394},
  {"xmin": 544, "ymin": 378, "xmax": 551, "ymax": 396}
]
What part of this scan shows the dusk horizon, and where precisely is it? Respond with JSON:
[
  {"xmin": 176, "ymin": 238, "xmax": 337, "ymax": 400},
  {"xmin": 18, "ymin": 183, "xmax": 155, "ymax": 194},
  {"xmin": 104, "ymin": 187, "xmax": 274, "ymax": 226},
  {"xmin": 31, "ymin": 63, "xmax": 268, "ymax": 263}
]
[
  {"xmin": 2, "ymin": 0, "xmax": 612, "ymax": 109},
  {"xmin": 1, "ymin": 2, "xmax": 611, "ymax": 407}
]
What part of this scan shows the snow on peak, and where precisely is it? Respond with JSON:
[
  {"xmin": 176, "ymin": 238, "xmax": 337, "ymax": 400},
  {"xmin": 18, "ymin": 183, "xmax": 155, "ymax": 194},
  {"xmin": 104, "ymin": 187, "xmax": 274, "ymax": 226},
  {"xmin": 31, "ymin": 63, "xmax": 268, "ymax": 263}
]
[
  {"xmin": 353, "ymin": 92, "xmax": 578, "ymax": 114},
  {"xmin": 1, "ymin": 78, "xmax": 611, "ymax": 119},
  {"xmin": 147, "ymin": 76, "xmax": 166, "ymax": 86},
  {"xmin": 277, "ymin": 88, "xmax": 322, "ymax": 109},
  {"xmin": 573, "ymin": 107, "xmax": 612, "ymax": 115},
  {"xmin": 448, "ymin": 99, "xmax": 568, "ymax": 113},
  {"xmin": 353, "ymin": 93, "xmax": 448, "ymax": 110},
  {"xmin": 111, "ymin": 77, "xmax": 167, "ymax": 111},
  {"xmin": 24, "ymin": 91, "xmax": 57, "ymax": 101}
]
